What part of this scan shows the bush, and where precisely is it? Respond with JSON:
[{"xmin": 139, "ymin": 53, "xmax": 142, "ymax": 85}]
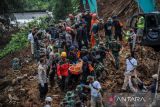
[{"xmin": 0, "ymin": 17, "xmax": 49, "ymax": 59}]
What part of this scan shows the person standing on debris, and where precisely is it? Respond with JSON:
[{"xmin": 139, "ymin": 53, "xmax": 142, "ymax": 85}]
[
  {"xmin": 98, "ymin": 42, "xmax": 107, "ymax": 63},
  {"xmin": 38, "ymin": 58, "xmax": 48, "ymax": 100},
  {"xmin": 48, "ymin": 50, "xmax": 56, "ymax": 88},
  {"xmin": 90, "ymin": 13, "xmax": 99, "ymax": 48},
  {"xmin": 76, "ymin": 23, "xmax": 84, "ymax": 50},
  {"xmin": 128, "ymin": 29, "xmax": 137, "ymax": 57},
  {"xmin": 91, "ymin": 23, "xmax": 99, "ymax": 47},
  {"xmin": 104, "ymin": 17, "xmax": 113, "ymax": 42},
  {"xmin": 136, "ymin": 16, "xmax": 144, "ymax": 43},
  {"xmin": 57, "ymin": 52, "xmax": 70, "ymax": 91},
  {"xmin": 83, "ymin": 10, "xmax": 92, "ymax": 41},
  {"xmin": 98, "ymin": 19, "xmax": 105, "ymax": 41},
  {"xmin": 128, "ymin": 77, "xmax": 146, "ymax": 106},
  {"xmin": 109, "ymin": 39, "xmax": 122, "ymax": 70},
  {"xmin": 33, "ymin": 28, "xmax": 40, "ymax": 61},
  {"xmin": 85, "ymin": 76, "xmax": 103, "ymax": 107},
  {"xmin": 81, "ymin": 56, "xmax": 94, "ymax": 84},
  {"xmin": 68, "ymin": 45, "xmax": 78, "ymax": 64},
  {"xmin": 81, "ymin": 21, "xmax": 89, "ymax": 48},
  {"xmin": 66, "ymin": 14, "xmax": 75, "ymax": 27},
  {"xmin": 112, "ymin": 16, "xmax": 123, "ymax": 42},
  {"xmin": 28, "ymin": 28, "xmax": 36, "ymax": 58},
  {"xmin": 65, "ymin": 27, "xmax": 73, "ymax": 51},
  {"xmin": 147, "ymin": 74, "xmax": 158, "ymax": 103},
  {"xmin": 122, "ymin": 54, "xmax": 137, "ymax": 91}
]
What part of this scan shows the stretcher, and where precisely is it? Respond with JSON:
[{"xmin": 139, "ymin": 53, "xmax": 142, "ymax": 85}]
[{"xmin": 69, "ymin": 60, "xmax": 83, "ymax": 75}]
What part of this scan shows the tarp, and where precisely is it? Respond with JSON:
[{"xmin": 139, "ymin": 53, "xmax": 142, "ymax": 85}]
[
  {"xmin": 88, "ymin": 0, "xmax": 97, "ymax": 13},
  {"xmin": 136, "ymin": 0, "xmax": 156, "ymax": 13},
  {"xmin": 82, "ymin": 0, "xmax": 87, "ymax": 11}
]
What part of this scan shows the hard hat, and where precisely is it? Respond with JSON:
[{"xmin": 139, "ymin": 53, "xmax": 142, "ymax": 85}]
[
  {"xmin": 152, "ymin": 74, "xmax": 158, "ymax": 79},
  {"xmin": 112, "ymin": 38, "xmax": 116, "ymax": 42},
  {"xmin": 76, "ymin": 85, "xmax": 83, "ymax": 91},
  {"xmin": 99, "ymin": 19, "xmax": 103, "ymax": 22},
  {"xmin": 81, "ymin": 46, "xmax": 87, "ymax": 51},
  {"xmin": 92, "ymin": 13, "xmax": 97, "ymax": 18},
  {"xmin": 112, "ymin": 15, "xmax": 118, "ymax": 19},
  {"xmin": 45, "ymin": 97, "xmax": 53, "ymax": 102},
  {"xmin": 87, "ymin": 75, "xmax": 94, "ymax": 81},
  {"xmin": 93, "ymin": 46, "xmax": 98, "ymax": 50},
  {"xmin": 70, "ymin": 45, "xmax": 75, "ymax": 51},
  {"xmin": 66, "ymin": 27, "xmax": 72, "ymax": 31},
  {"xmin": 61, "ymin": 52, "xmax": 67, "ymax": 57},
  {"xmin": 82, "ymin": 56, "xmax": 88, "ymax": 62},
  {"xmin": 69, "ymin": 14, "xmax": 74, "ymax": 19},
  {"xmin": 107, "ymin": 17, "xmax": 112, "ymax": 22},
  {"xmin": 99, "ymin": 41, "xmax": 104, "ymax": 45},
  {"xmin": 66, "ymin": 91, "xmax": 75, "ymax": 98}
]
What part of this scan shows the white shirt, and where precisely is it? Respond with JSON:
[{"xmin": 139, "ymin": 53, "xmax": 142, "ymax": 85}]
[
  {"xmin": 126, "ymin": 58, "xmax": 137, "ymax": 72},
  {"xmin": 28, "ymin": 33, "xmax": 34, "ymax": 43},
  {"xmin": 46, "ymin": 33, "xmax": 51, "ymax": 40},
  {"xmin": 89, "ymin": 81, "xmax": 101, "ymax": 97},
  {"xmin": 65, "ymin": 32, "xmax": 72, "ymax": 43},
  {"xmin": 38, "ymin": 64, "xmax": 48, "ymax": 87}
]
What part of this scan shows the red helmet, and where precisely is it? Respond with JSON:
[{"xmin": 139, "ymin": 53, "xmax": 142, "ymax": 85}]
[
  {"xmin": 66, "ymin": 27, "xmax": 72, "ymax": 31},
  {"xmin": 92, "ymin": 13, "xmax": 97, "ymax": 18},
  {"xmin": 69, "ymin": 14, "xmax": 74, "ymax": 19}
]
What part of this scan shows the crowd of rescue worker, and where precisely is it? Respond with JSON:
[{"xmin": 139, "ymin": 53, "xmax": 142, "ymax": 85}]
[{"xmin": 27, "ymin": 10, "xmax": 158, "ymax": 107}]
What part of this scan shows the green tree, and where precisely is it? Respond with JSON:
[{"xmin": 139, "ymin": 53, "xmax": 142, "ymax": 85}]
[
  {"xmin": 0, "ymin": 0, "xmax": 25, "ymax": 14},
  {"xmin": 53, "ymin": 0, "xmax": 73, "ymax": 20}
]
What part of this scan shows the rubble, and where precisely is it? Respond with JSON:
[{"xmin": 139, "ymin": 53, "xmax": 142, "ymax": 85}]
[{"xmin": 0, "ymin": 1, "xmax": 160, "ymax": 107}]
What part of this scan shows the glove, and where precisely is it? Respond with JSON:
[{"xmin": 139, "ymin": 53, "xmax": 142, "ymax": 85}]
[{"xmin": 58, "ymin": 76, "xmax": 62, "ymax": 80}]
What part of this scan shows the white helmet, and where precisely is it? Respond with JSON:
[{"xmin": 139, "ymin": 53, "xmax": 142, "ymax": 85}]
[{"xmin": 45, "ymin": 97, "xmax": 53, "ymax": 102}]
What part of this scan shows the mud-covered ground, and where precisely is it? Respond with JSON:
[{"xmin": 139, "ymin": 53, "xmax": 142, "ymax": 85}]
[{"xmin": 0, "ymin": 44, "xmax": 159, "ymax": 107}]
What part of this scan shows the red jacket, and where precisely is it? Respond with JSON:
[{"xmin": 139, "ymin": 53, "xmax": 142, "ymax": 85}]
[{"xmin": 57, "ymin": 59, "xmax": 70, "ymax": 77}]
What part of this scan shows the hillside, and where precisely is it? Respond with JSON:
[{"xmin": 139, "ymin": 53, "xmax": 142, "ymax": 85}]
[{"xmin": 0, "ymin": 0, "xmax": 160, "ymax": 107}]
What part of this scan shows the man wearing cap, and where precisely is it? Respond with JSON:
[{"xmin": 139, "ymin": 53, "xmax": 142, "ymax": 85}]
[
  {"xmin": 109, "ymin": 39, "xmax": 122, "ymax": 70},
  {"xmin": 87, "ymin": 76, "xmax": 103, "ymax": 107},
  {"xmin": 98, "ymin": 42, "xmax": 107, "ymax": 63},
  {"xmin": 38, "ymin": 58, "xmax": 48, "ymax": 100},
  {"xmin": 112, "ymin": 16, "xmax": 123, "ymax": 41},
  {"xmin": 81, "ymin": 56, "xmax": 94, "ymax": 84},
  {"xmin": 136, "ymin": 16, "xmax": 144, "ymax": 43},
  {"xmin": 57, "ymin": 52, "xmax": 70, "ymax": 91},
  {"xmin": 147, "ymin": 74, "xmax": 158, "ymax": 94},
  {"xmin": 98, "ymin": 19, "xmax": 105, "ymax": 41},
  {"xmin": 83, "ymin": 10, "xmax": 92, "ymax": 41},
  {"xmin": 104, "ymin": 17, "xmax": 113, "ymax": 42}
]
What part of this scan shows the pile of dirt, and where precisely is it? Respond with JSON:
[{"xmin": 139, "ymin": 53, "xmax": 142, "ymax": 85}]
[
  {"xmin": 97, "ymin": 0, "xmax": 138, "ymax": 21},
  {"xmin": 1, "ymin": 0, "xmax": 160, "ymax": 106},
  {"xmin": 102, "ymin": 46, "xmax": 160, "ymax": 93}
]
